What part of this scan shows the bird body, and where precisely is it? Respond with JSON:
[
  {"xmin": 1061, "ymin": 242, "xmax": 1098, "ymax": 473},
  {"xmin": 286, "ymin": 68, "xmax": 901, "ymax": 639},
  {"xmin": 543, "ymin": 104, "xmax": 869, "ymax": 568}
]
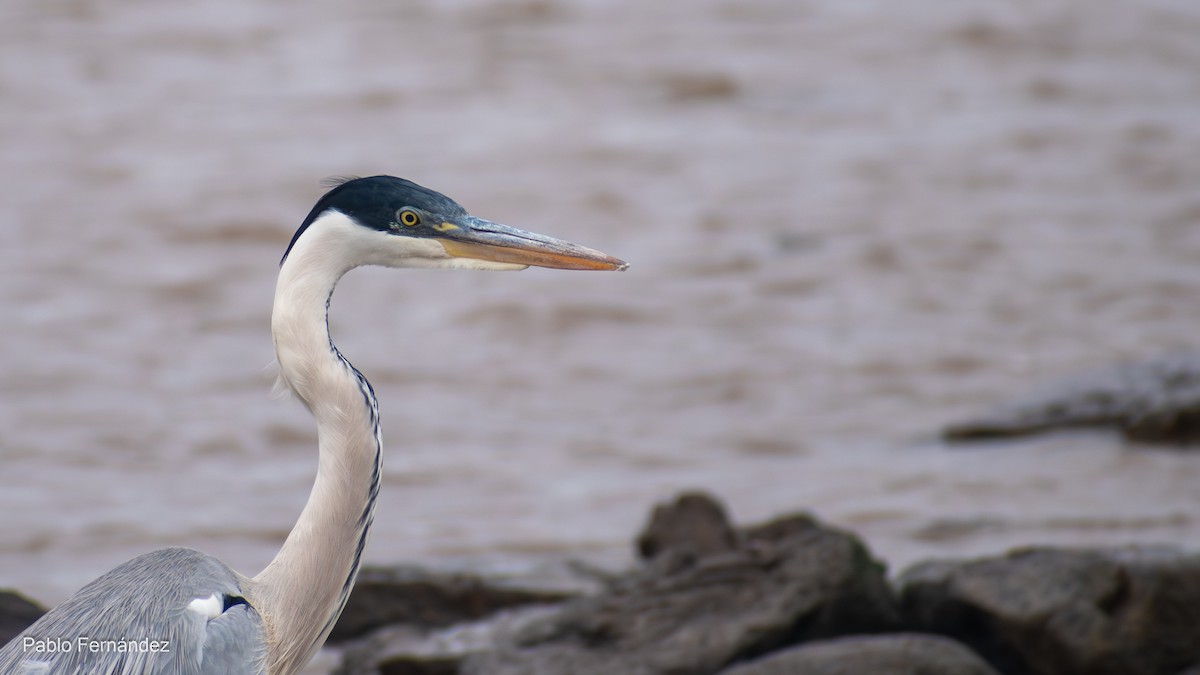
[
  {"xmin": 1, "ymin": 548, "xmax": 264, "ymax": 674},
  {"xmin": 0, "ymin": 176, "xmax": 625, "ymax": 674}
]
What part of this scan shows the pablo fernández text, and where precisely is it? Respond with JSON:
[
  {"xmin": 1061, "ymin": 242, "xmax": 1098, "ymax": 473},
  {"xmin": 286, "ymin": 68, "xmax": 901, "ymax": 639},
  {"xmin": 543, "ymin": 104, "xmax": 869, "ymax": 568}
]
[{"xmin": 21, "ymin": 636, "xmax": 172, "ymax": 655}]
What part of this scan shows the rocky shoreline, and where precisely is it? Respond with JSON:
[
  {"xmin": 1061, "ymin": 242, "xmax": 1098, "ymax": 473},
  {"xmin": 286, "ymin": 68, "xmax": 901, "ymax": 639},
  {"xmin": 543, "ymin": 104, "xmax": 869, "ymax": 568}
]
[
  {"xmin": 315, "ymin": 491, "xmax": 1200, "ymax": 675},
  {"xmin": 3, "ymin": 490, "xmax": 1198, "ymax": 674}
]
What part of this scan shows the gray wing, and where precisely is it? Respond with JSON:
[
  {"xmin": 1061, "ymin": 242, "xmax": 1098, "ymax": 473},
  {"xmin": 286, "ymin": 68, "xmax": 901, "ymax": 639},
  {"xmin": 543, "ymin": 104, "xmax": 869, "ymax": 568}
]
[{"xmin": 0, "ymin": 548, "xmax": 266, "ymax": 674}]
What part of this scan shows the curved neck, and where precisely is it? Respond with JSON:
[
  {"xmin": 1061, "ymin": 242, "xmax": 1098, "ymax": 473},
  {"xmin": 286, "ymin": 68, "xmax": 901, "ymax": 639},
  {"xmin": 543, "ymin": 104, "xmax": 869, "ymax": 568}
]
[{"xmin": 250, "ymin": 214, "xmax": 382, "ymax": 674}]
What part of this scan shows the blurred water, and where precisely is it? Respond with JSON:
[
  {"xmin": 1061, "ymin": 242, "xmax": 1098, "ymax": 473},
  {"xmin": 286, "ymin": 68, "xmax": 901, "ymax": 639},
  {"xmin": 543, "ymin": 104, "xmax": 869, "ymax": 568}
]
[{"xmin": 2, "ymin": 1, "xmax": 1200, "ymax": 669}]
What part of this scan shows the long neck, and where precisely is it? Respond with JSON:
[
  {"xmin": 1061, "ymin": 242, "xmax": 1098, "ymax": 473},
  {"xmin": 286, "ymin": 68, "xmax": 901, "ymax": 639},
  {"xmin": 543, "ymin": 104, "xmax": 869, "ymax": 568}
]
[{"xmin": 249, "ymin": 220, "xmax": 382, "ymax": 674}]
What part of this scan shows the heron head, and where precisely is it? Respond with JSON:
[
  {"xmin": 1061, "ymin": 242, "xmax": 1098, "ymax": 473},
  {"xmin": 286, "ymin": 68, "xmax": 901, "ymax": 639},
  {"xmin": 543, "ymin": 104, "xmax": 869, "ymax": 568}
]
[{"xmin": 282, "ymin": 176, "xmax": 628, "ymax": 272}]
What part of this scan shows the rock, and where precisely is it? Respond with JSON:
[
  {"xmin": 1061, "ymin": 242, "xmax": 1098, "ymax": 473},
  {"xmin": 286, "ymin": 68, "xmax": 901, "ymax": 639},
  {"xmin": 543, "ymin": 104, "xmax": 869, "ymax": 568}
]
[
  {"xmin": 943, "ymin": 352, "xmax": 1200, "ymax": 444},
  {"xmin": 461, "ymin": 496, "xmax": 902, "ymax": 675},
  {"xmin": 0, "ymin": 590, "xmax": 44, "ymax": 647},
  {"xmin": 899, "ymin": 546, "xmax": 1200, "ymax": 675},
  {"xmin": 637, "ymin": 491, "xmax": 738, "ymax": 561},
  {"xmin": 718, "ymin": 633, "xmax": 1000, "ymax": 675},
  {"xmin": 328, "ymin": 565, "xmax": 580, "ymax": 644},
  {"xmin": 334, "ymin": 605, "xmax": 562, "ymax": 675}
]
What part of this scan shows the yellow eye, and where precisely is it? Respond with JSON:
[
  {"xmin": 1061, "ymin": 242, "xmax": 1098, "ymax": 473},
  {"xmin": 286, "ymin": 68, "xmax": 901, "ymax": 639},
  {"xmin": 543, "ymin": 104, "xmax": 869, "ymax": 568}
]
[{"xmin": 398, "ymin": 210, "xmax": 420, "ymax": 227}]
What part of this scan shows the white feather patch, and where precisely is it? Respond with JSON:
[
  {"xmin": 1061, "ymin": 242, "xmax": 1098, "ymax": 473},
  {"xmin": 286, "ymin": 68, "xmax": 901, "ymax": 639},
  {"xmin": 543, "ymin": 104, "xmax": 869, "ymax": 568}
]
[{"xmin": 187, "ymin": 593, "xmax": 223, "ymax": 619}]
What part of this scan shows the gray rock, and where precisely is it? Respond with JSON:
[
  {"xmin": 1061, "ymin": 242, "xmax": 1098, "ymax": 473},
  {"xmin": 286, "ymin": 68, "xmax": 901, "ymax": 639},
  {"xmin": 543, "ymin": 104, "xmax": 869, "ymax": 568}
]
[
  {"xmin": 943, "ymin": 352, "xmax": 1200, "ymax": 444},
  {"xmin": 718, "ymin": 633, "xmax": 1000, "ymax": 675},
  {"xmin": 328, "ymin": 565, "xmax": 580, "ymax": 644},
  {"xmin": 334, "ymin": 604, "xmax": 562, "ymax": 675},
  {"xmin": 462, "ymin": 494, "xmax": 902, "ymax": 675},
  {"xmin": 637, "ymin": 490, "xmax": 738, "ymax": 561},
  {"xmin": 0, "ymin": 590, "xmax": 44, "ymax": 647},
  {"xmin": 899, "ymin": 546, "xmax": 1200, "ymax": 675}
]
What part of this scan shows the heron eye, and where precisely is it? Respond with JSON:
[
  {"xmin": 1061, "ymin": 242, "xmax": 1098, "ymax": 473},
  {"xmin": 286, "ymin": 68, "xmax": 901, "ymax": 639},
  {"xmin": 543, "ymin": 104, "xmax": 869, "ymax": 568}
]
[{"xmin": 398, "ymin": 210, "xmax": 420, "ymax": 227}]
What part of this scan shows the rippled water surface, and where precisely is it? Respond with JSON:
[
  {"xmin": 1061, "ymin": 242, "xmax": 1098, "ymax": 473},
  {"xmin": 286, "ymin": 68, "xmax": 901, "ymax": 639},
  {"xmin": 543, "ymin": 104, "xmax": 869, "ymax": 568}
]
[{"xmin": 2, "ymin": 1, "xmax": 1200, "ymax": 669}]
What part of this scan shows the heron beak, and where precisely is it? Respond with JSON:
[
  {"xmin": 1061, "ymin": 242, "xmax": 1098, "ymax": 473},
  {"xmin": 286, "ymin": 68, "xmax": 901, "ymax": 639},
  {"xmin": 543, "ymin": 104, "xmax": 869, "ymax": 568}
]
[{"xmin": 436, "ymin": 216, "xmax": 628, "ymax": 271}]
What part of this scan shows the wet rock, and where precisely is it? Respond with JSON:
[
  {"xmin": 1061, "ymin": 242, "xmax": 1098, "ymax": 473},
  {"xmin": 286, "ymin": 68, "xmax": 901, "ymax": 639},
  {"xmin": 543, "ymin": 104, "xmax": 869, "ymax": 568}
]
[
  {"xmin": 0, "ymin": 590, "xmax": 44, "ymax": 647},
  {"xmin": 328, "ymin": 565, "xmax": 579, "ymax": 644},
  {"xmin": 461, "ymin": 495, "xmax": 902, "ymax": 675},
  {"xmin": 943, "ymin": 352, "xmax": 1200, "ymax": 444},
  {"xmin": 718, "ymin": 633, "xmax": 1000, "ymax": 675},
  {"xmin": 899, "ymin": 546, "xmax": 1200, "ymax": 675},
  {"xmin": 636, "ymin": 490, "xmax": 738, "ymax": 561}
]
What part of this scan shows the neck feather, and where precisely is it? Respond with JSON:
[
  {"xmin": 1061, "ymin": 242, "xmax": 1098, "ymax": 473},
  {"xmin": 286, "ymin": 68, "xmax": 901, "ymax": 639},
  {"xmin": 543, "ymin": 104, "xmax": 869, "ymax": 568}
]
[{"xmin": 249, "ymin": 212, "xmax": 382, "ymax": 674}]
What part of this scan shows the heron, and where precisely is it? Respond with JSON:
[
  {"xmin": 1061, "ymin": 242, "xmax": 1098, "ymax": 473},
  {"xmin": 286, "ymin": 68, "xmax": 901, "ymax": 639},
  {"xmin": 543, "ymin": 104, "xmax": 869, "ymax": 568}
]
[{"xmin": 0, "ymin": 175, "xmax": 627, "ymax": 674}]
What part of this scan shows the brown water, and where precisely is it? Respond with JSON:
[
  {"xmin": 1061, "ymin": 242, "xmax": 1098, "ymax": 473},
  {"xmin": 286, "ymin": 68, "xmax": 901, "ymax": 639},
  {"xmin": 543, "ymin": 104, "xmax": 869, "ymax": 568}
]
[{"xmin": 3, "ymin": 0, "xmax": 1200, "ymax": 669}]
